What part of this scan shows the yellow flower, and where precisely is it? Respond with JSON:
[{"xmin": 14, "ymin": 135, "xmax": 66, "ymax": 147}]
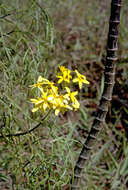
[
  {"xmin": 30, "ymin": 98, "xmax": 44, "ymax": 112},
  {"xmin": 64, "ymin": 87, "xmax": 78, "ymax": 101},
  {"xmin": 72, "ymin": 101, "xmax": 80, "ymax": 110},
  {"xmin": 30, "ymin": 66, "xmax": 90, "ymax": 115},
  {"xmin": 41, "ymin": 91, "xmax": 51, "ymax": 111},
  {"xmin": 47, "ymin": 83, "xmax": 58, "ymax": 94},
  {"xmin": 30, "ymin": 90, "xmax": 54, "ymax": 113},
  {"xmin": 57, "ymin": 66, "xmax": 72, "ymax": 84},
  {"xmin": 30, "ymin": 76, "xmax": 49, "ymax": 89},
  {"xmin": 59, "ymin": 66, "xmax": 67, "ymax": 73},
  {"xmin": 52, "ymin": 95, "xmax": 72, "ymax": 116},
  {"xmin": 64, "ymin": 87, "xmax": 80, "ymax": 110},
  {"xmin": 73, "ymin": 70, "xmax": 90, "ymax": 89}
]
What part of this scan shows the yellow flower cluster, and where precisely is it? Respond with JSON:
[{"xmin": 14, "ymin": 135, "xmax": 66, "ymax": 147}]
[{"xmin": 30, "ymin": 66, "xmax": 89, "ymax": 116}]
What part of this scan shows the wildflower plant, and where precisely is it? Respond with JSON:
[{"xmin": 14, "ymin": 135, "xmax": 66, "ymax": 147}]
[{"xmin": 30, "ymin": 66, "xmax": 89, "ymax": 116}]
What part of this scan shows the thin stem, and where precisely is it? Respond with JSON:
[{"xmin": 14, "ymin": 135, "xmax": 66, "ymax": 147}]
[{"xmin": 0, "ymin": 110, "xmax": 50, "ymax": 138}]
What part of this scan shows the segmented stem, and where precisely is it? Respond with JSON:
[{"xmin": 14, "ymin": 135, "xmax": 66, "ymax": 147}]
[{"xmin": 71, "ymin": 0, "xmax": 122, "ymax": 189}]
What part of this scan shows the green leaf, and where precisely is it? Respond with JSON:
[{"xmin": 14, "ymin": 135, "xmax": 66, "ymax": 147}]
[{"xmin": 0, "ymin": 173, "xmax": 9, "ymax": 182}]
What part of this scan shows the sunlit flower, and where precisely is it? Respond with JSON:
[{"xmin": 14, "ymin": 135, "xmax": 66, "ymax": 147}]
[
  {"xmin": 73, "ymin": 70, "xmax": 90, "ymax": 89},
  {"xmin": 40, "ymin": 91, "xmax": 52, "ymax": 111},
  {"xmin": 72, "ymin": 101, "xmax": 80, "ymax": 110},
  {"xmin": 64, "ymin": 87, "xmax": 78, "ymax": 101},
  {"xmin": 64, "ymin": 87, "xmax": 80, "ymax": 109},
  {"xmin": 30, "ymin": 98, "xmax": 44, "ymax": 112},
  {"xmin": 30, "ymin": 66, "xmax": 89, "ymax": 116},
  {"xmin": 51, "ymin": 95, "xmax": 72, "ymax": 116},
  {"xmin": 59, "ymin": 66, "xmax": 67, "ymax": 73},
  {"xmin": 57, "ymin": 66, "xmax": 72, "ymax": 84},
  {"xmin": 47, "ymin": 83, "xmax": 58, "ymax": 94},
  {"xmin": 30, "ymin": 76, "xmax": 49, "ymax": 89},
  {"xmin": 30, "ymin": 90, "xmax": 53, "ymax": 113}
]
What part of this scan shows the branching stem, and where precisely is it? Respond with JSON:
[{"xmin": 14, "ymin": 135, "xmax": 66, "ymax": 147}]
[{"xmin": 0, "ymin": 110, "xmax": 50, "ymax": 138}]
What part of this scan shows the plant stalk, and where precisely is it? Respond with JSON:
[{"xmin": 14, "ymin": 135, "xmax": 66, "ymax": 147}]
[{"xmin": 71, "ymin": 0, "xmax": 122, "ymax": 189}]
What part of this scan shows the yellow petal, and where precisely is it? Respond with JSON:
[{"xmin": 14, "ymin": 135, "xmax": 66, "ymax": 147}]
[
  {"xmin": 74, "ymin": 69, "xmax": 80, "ymax": 76},
  {"xmin": 57, "ymin": 75, "xmax": 62, "ymax": 79},
  {"xmin": 63, "ymin": 94, "xmax": 70, "ymax": 100},
  {"xmin": 58, "ymin": 78, "xmax": 63, "ymax": 84},
  {"xmin": 65, "ymin": 105, "xmax": 73, "ymax": 110},
  {"xmin": 72, "ymin": 103, "xmax": 80, "ymax": 109},
  {"xmin": 32, "ymin": 107, "xmax": 39, "ymax": 112},
  {"xmin": 43, "ymin": 103, "xmax": 48, "ymax": 110},
  {"xmin": 79, "ymin": 82, "xmax": 82, "ymax": 89},
  {"xmin": 35, "ymin": 100, "xmax": 44, "ymax": 105},
  {"xmin": 38, "ymin": 87, "xmax": 44, "ymax": 93},
  {"xmin": 65, "ymin": 87, "xmax": 70, "ymax": 93},
  {"xmin": 73, "ymin": 91, "xmax": 78, "ymax": 96},
  {"xmin": 73, "ymin": 78, "xmax": 78, "ymax": 83},
  {"xmin": 55, "ymin": 109, "xmax": 60, "ymax": 116},
  {"xmin": 30, "ymin": 98, "xmax": 38, "ymax": 103},
  {"xmin": 37, "ymin": 76, "xmax": 43, "ymax": 82},
  {"xmin": 83, "ymin": 79, "xmax": 90, "ymax": 84},
  {"xmin": 37, "ymin": 76, "xmax": 49, "ymax": 83},
  {"xmin": 47, "ymin": 96, "xmax": 54, "ymax": 101},
  {"xmin": 63, "ymin": 99, "xmax": 68, "ymax": 104}
]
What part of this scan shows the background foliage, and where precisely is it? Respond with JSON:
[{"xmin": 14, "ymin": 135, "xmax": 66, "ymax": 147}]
[{"xmin": 0, "ymin": 0, "xmax": 128, "ymax": 189}]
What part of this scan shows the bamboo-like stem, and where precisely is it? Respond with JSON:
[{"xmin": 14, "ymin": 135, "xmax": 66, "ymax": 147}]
[{"xmin": 71, "ymin": 0, "xmax": 122, "ymax": 189}]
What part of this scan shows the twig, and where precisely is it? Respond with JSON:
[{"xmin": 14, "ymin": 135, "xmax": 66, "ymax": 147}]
[
  {"xmin": 0, "ymin": 110, "xmax": 50, "ymax": 138},
  {"xmin": 0, "ymin": 13, "xmax": 11, "ymax": 19},
  {"xmin": 0, "ymin": 30, "xmax": 15, "ymax": 38}
]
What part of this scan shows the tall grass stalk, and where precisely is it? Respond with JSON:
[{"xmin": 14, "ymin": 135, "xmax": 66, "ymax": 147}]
[{"xmin": 71, "ymin": 0, "xmax": 122, "ymax": 189}]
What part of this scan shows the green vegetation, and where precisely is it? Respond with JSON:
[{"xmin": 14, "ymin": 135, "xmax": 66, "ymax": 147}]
[{"xmin": 0, "ymin": 0, "xmax": 128, "ymax": 189}]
